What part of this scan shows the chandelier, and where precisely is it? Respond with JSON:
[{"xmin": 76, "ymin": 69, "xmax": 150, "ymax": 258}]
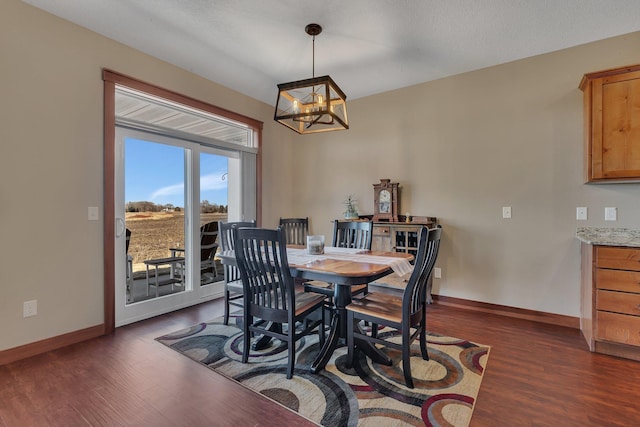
[{"xmin": 274, "ymin": 24, "xmax": 348, "ymax": 134}]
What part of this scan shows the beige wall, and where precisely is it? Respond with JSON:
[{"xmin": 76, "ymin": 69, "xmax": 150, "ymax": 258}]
[
  {"xmin": 4, "ymin": 0, "xmax": 640, "ymax": 352},
  {"xmin": 290, "ymin": 31, "xmax": 640, "ymax": 317},
  {"xmin": 0, "ymin": 0, "xmax": 294, "ymax": 350}
]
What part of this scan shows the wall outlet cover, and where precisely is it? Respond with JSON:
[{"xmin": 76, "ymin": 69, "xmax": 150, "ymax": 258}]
[
  {"xmin": 23, "ymin": 300, "xmax": 37, "ymax": 317},
  {"xmin": 605, "ymin": 207, "xmax": 617, "ymax": 221}
]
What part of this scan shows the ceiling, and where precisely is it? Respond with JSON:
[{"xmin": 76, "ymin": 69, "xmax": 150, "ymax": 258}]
[{"xmin": 23, "ymin": 0, "xmax": 640, "ymax": 106}]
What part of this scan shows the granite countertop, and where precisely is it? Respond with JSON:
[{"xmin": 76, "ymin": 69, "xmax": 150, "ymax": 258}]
[{"xmin": 576, "ymin": 227, "xmax": 640, "ymax": 247}]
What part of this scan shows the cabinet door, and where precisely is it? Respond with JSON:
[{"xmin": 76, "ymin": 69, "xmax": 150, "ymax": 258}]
[
  {"xmin": 393, "ymin": 226, "xmax": 422, "ymax": 255},
  {"xmin": 372, "ymin": 225, "xmax": 391, "ymax": 252},
  {"xmin": 596, "ymin": 311, "xmax": 640, "ymax": 346},
  {"xmin": 591, "ymin": 71, "xmax": 640, "ymax": 179},
  {"xmin": 596, "ymin": 246, "xmax": 640, "ymax": 271},
  {"xmin": 597, "ymin": 290, "xmax": 640, "ymax": 316}
]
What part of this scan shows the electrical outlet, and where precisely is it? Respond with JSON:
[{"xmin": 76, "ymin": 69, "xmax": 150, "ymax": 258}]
[
  {"xmin": 605, "ymin": 207, "xmax": 617, "ymax": 221},
  {"xmin": 434, "ymin": 267, "xmax": 442, "ymax": 279},
  {"xmin": 502, "ymin": 206, "xmax": 512, "ymax": 219},
  {"xmin": 576, "ymin": 207, "xmax": 588, "ymax": 220},
  {"xmin": 23, "ymin": 300, "xmax": 37, "ymax": 317}
]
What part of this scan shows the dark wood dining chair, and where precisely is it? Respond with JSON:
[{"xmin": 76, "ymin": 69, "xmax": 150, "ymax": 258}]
[
  {"xmin": 279, "ymin": 217, "xmax": 309, "ymax": 245},
  {"xmin": 304, "ymin": 220, "xmax": 373, "ymax": 301},
  {"xmin": 345, "ymin": 225, "xmax": 442, "ymax": 388},
  {"xmin": 234, "ymin": 226, "xmax": 325, "ymax": 379},
  {"xmin": 199, "ymin": 221, "xmax": 219, "ymax": 284},
  {"xmin": 219, "ymin": 220, "xmax": 256, "ymax": 325},
  {"xmin": 332, "ymin": 219, "xmax": 373, "ymax": 249},
  {"xmin": 170, "ymin": 221, "xmax": 219, "ymax": 284}
]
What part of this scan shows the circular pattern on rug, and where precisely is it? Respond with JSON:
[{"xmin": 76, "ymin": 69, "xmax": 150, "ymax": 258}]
[
  {"xmin": 422, "ymin": 393, "xmax": 474, "ymax": 427},
  {"xmin": 157, "ymin": 322, "xmax": 207, "ymax": 340},
  {"xmin": 223, "ymin": 332, "xmax": 307, "ymax": 363},
  {"xmin": 459, "ymin": 346, "xmax": 488, "ymax": 375},
  {"xmin": 343, "ymin": 338, "xmax": 464, "ymax": 395},
  {"xmin": 170, "ymin": 334, "xmax": 229, "ymax": 365},
  {"xmin": 235, "ymin": 365, "xmax": 358, "ymax": 426}
]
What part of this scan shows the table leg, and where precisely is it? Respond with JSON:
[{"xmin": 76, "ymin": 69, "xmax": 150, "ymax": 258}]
[
  {"xmin": 311, "ymin": 283, "xmax": 351, "ymax": 374},
  {"xmin": 310, "ymin": 312, "xmax": 340, "ymax": 374}
]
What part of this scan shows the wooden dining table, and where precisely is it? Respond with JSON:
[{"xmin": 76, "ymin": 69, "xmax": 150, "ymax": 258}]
[{"xmin": 217, "ymin": 246, "xmax": 414, "ymax": 374}]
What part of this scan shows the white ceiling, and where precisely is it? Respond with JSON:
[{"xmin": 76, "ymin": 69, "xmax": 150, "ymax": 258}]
[{"xmin": 23, "ymin": 0, "xmax": 640, "ymax": 105}]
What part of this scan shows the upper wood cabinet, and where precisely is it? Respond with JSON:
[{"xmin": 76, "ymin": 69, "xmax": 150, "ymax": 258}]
[{"xmin": 580, "ymin": 64, "xmax": 640, "ymax": 183}]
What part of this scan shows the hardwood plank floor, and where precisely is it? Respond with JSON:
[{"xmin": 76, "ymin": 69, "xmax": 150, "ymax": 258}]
[{"xmin": 1, "ymin": 300, "xmax": 639, "ymax": 426}]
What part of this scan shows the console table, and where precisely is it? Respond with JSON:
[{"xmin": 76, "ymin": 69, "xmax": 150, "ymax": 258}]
[{"xmin": 370, "ymin": 215, "xmax": 437, "ymax": 255}]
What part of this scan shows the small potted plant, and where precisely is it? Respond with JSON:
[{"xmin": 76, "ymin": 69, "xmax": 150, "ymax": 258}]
[{"xmin": 343, "ymin": 194, "xmax": 359, "ymax": 219}]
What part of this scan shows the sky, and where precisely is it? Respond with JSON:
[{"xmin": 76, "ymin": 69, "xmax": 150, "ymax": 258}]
[{"xmin": 125, "ymin": 138, "xmax": 228, "ymax": 207}]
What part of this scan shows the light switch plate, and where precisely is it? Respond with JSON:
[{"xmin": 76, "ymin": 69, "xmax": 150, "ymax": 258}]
[
  {"xmin": 576, "ymin": 207, "xmax": 588, "ymax": 220},
  {"xmin": 605, "ymin": 207, "xmax": 617, "ymax": 221},
  {"xmin": 502, "ymin": 206, "xmax": 512, "ymax": 219},
  {"xmin": 434, "ymin": 267, "xmax": 442, "ymax": 279},
  {"xmin": 88, "ymin": 207, "xmax": 99, "ymax": 221}
]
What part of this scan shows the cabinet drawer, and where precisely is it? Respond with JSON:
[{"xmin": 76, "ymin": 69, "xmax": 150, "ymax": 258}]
[
  {"xmin": 596, "ymin": 268, "xmax": 640, "ymax": 293},
  {"xmin": 373, "ymin": 226, "xmax": 390, "ymax": 236},
  {"xmin": 597, "ymin": 290, "xmax": 640, "ymax": 316},
  {"xmin": 596, "ymin": 310, "xmax": 640, "ymax": 346},
  {"xmin": 596, "ymin": 247, "xmax": 640, "ymax": 271}
]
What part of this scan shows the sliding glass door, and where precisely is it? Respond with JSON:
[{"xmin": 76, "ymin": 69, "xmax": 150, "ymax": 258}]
[
  {"xmin": 110, "ymin": 82, "xmax": 258, "ymax": 327},
  {"xmin": 115, "ymin": 128, "xmax": 242, "ymax": 326}
]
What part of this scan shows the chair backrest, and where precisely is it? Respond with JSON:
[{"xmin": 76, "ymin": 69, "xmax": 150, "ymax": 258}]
[
  {"xmin": 279, "ymin": 217, "xmax": 309, "ymax": 245},
  {"xmin": 234, "ymin": 227, "xmax": 295, "ymax": 324},
  {"xmin": 200, "ymin": 221, "xmax": 219, "ymax": 262},
  {"xmin": 332, "ymin": 220, "xmax": 373, "ymax": 250},
  {"xmin": 403, "ymin": 225, "xmax": 442, "ymax": 323},
  {"xmin": 219, "ymin": 220, "xmax": 257, "ymax": 282},
  {"xmin": 219, "ymin": 220, "xmax": 257, "ymax": 251}
]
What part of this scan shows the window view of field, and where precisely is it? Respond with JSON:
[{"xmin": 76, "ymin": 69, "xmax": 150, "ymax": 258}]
[{"xmin": 126, "ymin": 211, "xmax": 227, "ymax": 273}]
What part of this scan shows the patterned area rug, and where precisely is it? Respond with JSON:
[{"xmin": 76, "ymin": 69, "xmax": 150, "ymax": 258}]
[{"xmin": 156, "ymin": 317, "xmax": 490, "ymax": 427}]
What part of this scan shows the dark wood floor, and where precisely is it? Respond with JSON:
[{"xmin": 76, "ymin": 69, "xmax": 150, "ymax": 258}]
[{"xmin": 1, "ymin": 300, "xmax": 639, "ymax": 426}]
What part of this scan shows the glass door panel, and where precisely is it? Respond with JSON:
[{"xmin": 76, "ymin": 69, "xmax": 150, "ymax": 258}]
[
  {"xmin": 199, "ymin": 151, "xmax": 228, "ymax": 285},
  {"xmin": 124, "ymin": 138, "xmax": 187, "ymax": 303}
]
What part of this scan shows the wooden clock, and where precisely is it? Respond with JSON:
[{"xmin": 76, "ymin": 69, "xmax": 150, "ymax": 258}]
[{"xmin": 372, "ymin": 179, "xmax": 399, "ymax": 222}]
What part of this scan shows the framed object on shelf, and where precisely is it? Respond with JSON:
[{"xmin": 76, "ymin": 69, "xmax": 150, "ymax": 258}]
[{"xmin": 373, "ymin": 179, "xmax": 399, "ymax": 222}]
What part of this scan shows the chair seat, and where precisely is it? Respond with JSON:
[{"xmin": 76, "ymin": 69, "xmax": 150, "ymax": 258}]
[
  {"xmin": 370, "ymin": 272, "xmax": 411, "ymax": 291},
  {"xmin": 293, "ymin": 291, "xmax": 326, "ymax": 316},
  {"xmin": 226, "ymin": 279, "xmax": 243, "ymax": 293},
  {"xmin": 346, "ymin": 292, "xmax": 403, "ymax": 324}
]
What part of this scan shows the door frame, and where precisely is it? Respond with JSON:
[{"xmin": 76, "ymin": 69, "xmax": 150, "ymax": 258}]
[{"xmin": 102, "ymin": 70, "xmax": 263, "ymax": 333}]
